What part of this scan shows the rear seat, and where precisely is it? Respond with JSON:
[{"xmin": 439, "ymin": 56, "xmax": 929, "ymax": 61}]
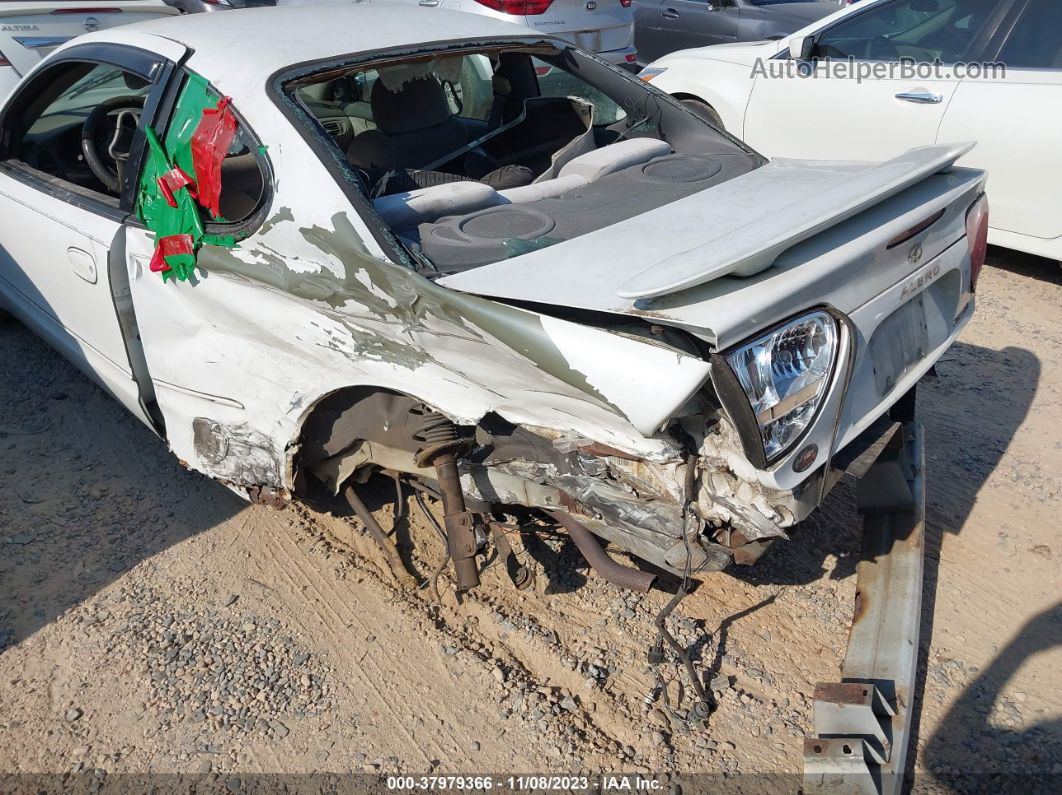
[
  {"xmin": 556, "ymin": 137, "xmax": 671, "ymax": 182},
  {"xmin": 497, "ymin": 174, "xmax": 588, "ymax": 204},
  {"xmin": 372, "ymin": 181, "xmax": 502, "ymax": 233},
  {"xmin": 372, "ymin": 138, "xmax": 674, "ymax": 231}
]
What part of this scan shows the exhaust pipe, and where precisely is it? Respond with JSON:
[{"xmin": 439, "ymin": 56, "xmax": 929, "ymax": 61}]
[{"xmin": 546, "ymin": 510, "xmax": 656, "ymax": 593}]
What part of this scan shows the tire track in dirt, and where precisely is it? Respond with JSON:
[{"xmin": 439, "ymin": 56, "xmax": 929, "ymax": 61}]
[
  {"xmin": 250, "ymin": 507, "xmax": 441, "ymax": 765},
  {"xmin": 283, "ymin": 501, "xmax": 667, "ymax": 771}
]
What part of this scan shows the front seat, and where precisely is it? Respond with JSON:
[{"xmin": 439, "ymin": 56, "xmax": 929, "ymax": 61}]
[
  {"xmin": 347, "ymin": 71, "xmax": 533, "ymax": 196},
  {"xmin": 347, "ymin": 73, "xmax": 467, "ymax": 177}
]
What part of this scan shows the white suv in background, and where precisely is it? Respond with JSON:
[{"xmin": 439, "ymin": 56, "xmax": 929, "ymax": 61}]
[
  {"xmin": 0, "ymin": 1, "xmax": 177, "ymax": 98},
  {"xmin": 282, "ymin": 0, "xmax": 638, "ymax": 69}
]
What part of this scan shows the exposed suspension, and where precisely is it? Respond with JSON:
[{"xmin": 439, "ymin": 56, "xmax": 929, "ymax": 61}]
[{"xmin": 411, "ymin": 406, "xmax": 481, "ymax": 591}]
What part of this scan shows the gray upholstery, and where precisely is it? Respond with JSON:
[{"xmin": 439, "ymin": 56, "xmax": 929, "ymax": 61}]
[
  {"xmin": 347, "ymin": 76, "xmax": 467, "ymax": 175},
  {"xmin": 373, "ymin": 139, "xmax": 675, "ymax": 231},
  {"xmin": 415, "ymin": 152, "xmax": 756, "ymax": 273},
  {"xmin": 373, "ymin": 181, "xmax": 503, "ymax": 231},
  {"xmin": 498, "ymin": 174, "xmax": 588, "ymax": 203},
  {"xmin": 559, "ymin": 138, "xmax": 672, "ymax": 183}
]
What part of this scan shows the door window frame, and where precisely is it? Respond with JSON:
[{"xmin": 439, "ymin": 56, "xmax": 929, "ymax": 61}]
[
  {"xmin": 140, "ymin": 66, "xmax": 275, "ymax": 241},
  {"xmin": 981, "ymin": 0, "xmax": 1060, "ymax": 68},
  {"xmin": 776, "ymin": 0, "xmax": 1023, "ymax": 65},
  {"xmin": 0, "ymin": 44, "xmax": 176, "ymax": 222}
]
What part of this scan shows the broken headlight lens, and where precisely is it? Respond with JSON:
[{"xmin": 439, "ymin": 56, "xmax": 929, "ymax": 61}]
[{"xmin": 725, "ymin": 311, "xmax": 838, "ymax": 463}]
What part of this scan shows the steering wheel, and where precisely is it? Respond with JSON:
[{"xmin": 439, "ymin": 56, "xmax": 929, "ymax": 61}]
[{"xmin": 81, "ymin": 95, "xmax": 145, "ymax": 194}]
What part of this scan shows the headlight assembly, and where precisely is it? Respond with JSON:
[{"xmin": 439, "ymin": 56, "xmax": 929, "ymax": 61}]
[{"xmin": 720, "ymin": 311, "xmax": 839, "ymax": 465}]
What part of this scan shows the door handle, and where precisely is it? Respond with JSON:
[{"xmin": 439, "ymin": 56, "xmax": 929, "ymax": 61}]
[
  {"xmin": 895, "ymin": 91, "xmax": 943, "ymax": 105},
  {"xmin": 418, "ymin": 0, "xmax": 440, "ymax": 6},
  {"xmin": 661, "ymin": 8, "xmax": 679, "ymax": 18},
  {"xmin": 67, "ymin": 247, "xmax": 97, "ymax": 284}
]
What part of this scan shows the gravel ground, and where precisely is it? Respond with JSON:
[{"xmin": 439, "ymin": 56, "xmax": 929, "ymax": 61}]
[{"xmin": 0, "ymin": 250, "xmax": 1059, "ymax": 792}]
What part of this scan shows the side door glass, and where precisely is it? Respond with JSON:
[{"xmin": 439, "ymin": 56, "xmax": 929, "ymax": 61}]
[
  {"xmin": 0, "ymin": 54, "xmax": 167, "ymax": 426},
  {"xmin": 997, "ymin": 1, "xmax": 1062, "ymax": 70},
  {"xmin": 5, "ymin": 61, "xmax": 153, "ymax": 200},
  {"xmin": 445, "ymin": 54, "xmax": 495, "ymax": 123},
  {"xmin": 743, "ymin": 0, "xmax": 979, "ymax": 160},
  {"xmin": 815, "ymin": 0, "xmax": 999, "ymax": 63},
  {"xmin": 936, "ymin": 0, "xmax": 1062, "ymax": 240},
  {"xmin": 132, "ymin": 70, "xmax": 269, "ymax": 281}
]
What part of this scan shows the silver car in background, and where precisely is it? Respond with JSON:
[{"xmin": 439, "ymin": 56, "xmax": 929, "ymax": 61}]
[
  {"xmin": 283, "ymin": 0, "xmax": 639, "ymax": 68},
  {"xmin": 0, "ymin": 0, "xmax": 177, "ymax": 98},
  {"xmin": 633, "ymin": 0, "xmax": 833, "ymax": 63}
]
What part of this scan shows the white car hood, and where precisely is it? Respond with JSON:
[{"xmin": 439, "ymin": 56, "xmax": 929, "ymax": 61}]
[{"xmin": 658, "ymin": 39, "xmax": 784, "ymax": 68}]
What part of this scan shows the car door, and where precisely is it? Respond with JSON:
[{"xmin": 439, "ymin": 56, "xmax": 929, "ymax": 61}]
[
  {"xmin": 636, "ymin": 0, "xmax": 742, "ymax": 63},
  {"xmin": 119, "ymin": 66, "xmax": 273, "ymax": 467},
  {"xmin": 742, "ymin": 0, "xmax": 1012, "ymax": 160},
  {"xmin": 0, "ymin": 44, "xmax": 177, "ymax": 429},
  {"xmin": 937, "ymin": 0, "xmax": 1062, "ymax": 247}
]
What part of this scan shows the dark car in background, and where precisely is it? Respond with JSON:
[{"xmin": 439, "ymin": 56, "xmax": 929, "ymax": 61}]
[{"xmin": 633, "ymin": 0, "xmax": 834, "ymax": 63}]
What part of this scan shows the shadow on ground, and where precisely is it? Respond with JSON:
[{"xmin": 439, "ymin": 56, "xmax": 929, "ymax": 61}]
[
  {"xmin": 923, "ymin": 602, "xmax": 1062, "ymax": 788},
  {"xmin": 0, "ymin": 320, "xmax": 244, "ymax": 653},
  {"xmin": 719, "ymin": 340, "xmax": 1040, "ymax": 784},
  {"xmin": 985, "ymin": 246, "xmax": 1061, "ymax": 286}
]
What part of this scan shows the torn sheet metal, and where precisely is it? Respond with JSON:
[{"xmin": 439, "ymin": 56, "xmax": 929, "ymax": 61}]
[{"xmin": 125, "ymin": 195, "xmax": 706, "ymax": 491}]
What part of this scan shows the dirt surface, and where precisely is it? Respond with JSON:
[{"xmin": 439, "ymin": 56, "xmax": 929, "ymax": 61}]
[{"xmin": 1, "ymin": 250, "xmax": 1060, "ymax": 792}]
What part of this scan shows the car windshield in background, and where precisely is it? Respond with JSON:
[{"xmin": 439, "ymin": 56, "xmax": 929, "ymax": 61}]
[
  {"xmin": 43, "ymin": 67, "xmax": 147, "ymax": 117},
  {"xmin": 815, "ymin": 0, "xmax": 999, "ymax": 63}
]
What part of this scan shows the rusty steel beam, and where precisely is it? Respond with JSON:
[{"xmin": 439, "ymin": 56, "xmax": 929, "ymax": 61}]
[{"xmin": 804, "ymin": 422, "xmax": 925, "ymax": 795}]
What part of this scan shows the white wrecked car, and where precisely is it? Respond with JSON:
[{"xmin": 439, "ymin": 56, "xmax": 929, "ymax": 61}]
[{"xmin": 0, "ymin": 7, "xmax": 987, "ymax": 590}]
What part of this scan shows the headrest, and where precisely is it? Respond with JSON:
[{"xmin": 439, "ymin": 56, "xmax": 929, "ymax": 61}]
[
  {"xmin": 559, "ymin": 138, "xmax": 673, "ymax": 183},
  {"xmin": 371, "ymin": 73, "xmax": 453, "ymax": 135},
  {"xmin": 373, "ymin": 181, "xmax": 502, "ymax": 231}
]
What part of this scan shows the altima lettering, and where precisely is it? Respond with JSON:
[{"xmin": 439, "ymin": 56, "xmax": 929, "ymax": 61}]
[{"xmin": 901, "ymin": 264, "xmax": 941, "ymax": 300}]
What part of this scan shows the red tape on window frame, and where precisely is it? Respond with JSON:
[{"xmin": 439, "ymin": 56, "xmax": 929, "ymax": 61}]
[{"xmin": 190, "ymin": 96, "xmax": 237, "ymax": 220}]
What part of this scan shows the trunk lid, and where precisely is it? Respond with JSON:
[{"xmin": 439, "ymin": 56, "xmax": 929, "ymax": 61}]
[
  {"xmin": 438, "ymin": 143, "xmax": 983, "ymax": 347},
  {"xmin": 0, "ymin": 1, "xmax": 176, "ymax": 76},
  {"xmin": 522, "ymin": 0, "xmax": 633, "ymax": 53}
]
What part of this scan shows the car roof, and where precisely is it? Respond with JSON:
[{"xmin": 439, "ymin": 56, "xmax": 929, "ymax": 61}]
[{"xmin": 112, "ymin": 6, "xmax": 544, "ymax": 76}]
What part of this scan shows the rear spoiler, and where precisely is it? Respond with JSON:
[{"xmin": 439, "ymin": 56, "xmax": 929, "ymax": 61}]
[{"xmin": 616, "ymin": 142, "xmax": 976, "ymax": 300}]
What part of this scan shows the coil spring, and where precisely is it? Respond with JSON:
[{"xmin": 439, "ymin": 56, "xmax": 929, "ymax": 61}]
[{"xmin": 412, "ymin": 406, "xmax": 458, "ymax": 447}]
